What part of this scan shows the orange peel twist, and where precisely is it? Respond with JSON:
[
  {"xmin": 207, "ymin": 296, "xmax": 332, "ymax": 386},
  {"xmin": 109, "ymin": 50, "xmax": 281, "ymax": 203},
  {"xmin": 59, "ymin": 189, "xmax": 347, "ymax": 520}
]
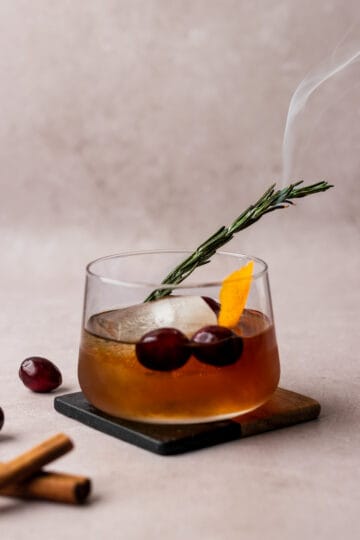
[{"xmin": 218, "ymin": 261, "xmax": 254, "ymax": 328}]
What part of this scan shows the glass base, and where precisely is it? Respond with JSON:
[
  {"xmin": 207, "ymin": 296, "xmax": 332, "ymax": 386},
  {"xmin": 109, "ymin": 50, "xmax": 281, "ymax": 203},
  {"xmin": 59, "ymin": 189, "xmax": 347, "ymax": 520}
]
[{"xmin": 90, "ymin": 395, "xmax": 275, "ymax": 425}]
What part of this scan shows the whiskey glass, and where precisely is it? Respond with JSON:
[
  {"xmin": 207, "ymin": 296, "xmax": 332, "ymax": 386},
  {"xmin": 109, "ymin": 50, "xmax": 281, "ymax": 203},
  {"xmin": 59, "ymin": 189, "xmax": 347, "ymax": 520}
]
[{"xmin": 78, "ymin": 250, "xmax": 280, "ymax": 424}]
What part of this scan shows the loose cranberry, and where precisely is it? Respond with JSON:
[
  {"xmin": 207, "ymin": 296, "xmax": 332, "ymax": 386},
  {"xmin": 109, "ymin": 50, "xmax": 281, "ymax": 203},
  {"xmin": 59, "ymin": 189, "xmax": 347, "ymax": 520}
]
[
  {"xmin": 136, "ymin": 328, "xmax": 191, "ymax": 371},
  {"xmin": 19, "ymin": 357, "xmax": 62, "ymax": 392},
  {"xmin": 191, "ymin": 325, "xmax": 243, "ymax": 366},
  {"xmin": 0, "ymin": 407, "xmax": 4, "ymax": 431}
]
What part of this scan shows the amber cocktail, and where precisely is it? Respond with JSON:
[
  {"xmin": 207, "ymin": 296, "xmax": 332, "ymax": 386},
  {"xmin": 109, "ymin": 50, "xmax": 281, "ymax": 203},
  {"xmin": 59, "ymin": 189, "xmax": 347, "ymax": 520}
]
[{"xmin": 78, "ymin": 251, "xmax": 280, "ymax": 424}]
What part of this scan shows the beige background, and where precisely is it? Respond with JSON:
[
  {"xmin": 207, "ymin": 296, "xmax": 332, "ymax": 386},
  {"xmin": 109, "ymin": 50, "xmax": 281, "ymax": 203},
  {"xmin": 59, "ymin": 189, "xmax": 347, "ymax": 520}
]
[{"xmin": 1, "ymin": 2, "xmax": 359, "ymax": 539}]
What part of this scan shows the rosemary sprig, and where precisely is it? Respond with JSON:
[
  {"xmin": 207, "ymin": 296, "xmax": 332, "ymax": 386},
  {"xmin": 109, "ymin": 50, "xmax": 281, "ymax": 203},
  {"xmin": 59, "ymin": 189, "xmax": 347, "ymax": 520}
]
[{"xmin": 145, "ymin": 180, "xmax": 333, "ymax": 302}]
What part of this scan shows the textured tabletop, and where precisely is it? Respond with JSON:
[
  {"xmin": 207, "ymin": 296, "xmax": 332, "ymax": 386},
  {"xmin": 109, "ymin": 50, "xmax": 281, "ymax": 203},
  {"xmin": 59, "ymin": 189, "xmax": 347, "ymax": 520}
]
[{"xmin": 2, "ymin": 222, "xmax": 359, "ymax": 540}]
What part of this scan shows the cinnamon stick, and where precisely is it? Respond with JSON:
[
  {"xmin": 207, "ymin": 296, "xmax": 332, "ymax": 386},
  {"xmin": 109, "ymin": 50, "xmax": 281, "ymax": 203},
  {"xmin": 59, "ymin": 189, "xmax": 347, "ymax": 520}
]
[
  {"xmin": 0, "ymin": 433, "xmax": 73, "ymax": 489},
  {"xmin": 0, "ymin": 471, "xmax": 91, "ymax": 505}
]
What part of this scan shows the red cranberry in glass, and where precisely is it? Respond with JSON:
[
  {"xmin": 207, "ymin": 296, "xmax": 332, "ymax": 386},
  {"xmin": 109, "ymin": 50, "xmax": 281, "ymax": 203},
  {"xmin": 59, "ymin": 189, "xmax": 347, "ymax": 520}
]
[
  {"xmin": 19, "ymin": 357, "xmax": 62, "ymax": 392},
  {"xmin": 191, "ymin": 325, "xmax": 243, "ymax": 366},
  {"xmin": 202, "ymin": 296, "xmax": 221, "ymax": 316},
  {"xmin": 136, "ymin": 328, "xmax": 191, "ymax": 371}
]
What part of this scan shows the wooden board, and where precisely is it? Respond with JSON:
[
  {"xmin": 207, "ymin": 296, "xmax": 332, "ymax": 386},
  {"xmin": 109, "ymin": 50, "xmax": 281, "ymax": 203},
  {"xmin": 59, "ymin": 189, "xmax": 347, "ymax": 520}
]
[
  {"xmin": 233, "ymin": 387, "xmax": 321, "ymax": 436},
  {"xmin": 54, "ymin": 388, "xmax": 321, "ymax": 455}
]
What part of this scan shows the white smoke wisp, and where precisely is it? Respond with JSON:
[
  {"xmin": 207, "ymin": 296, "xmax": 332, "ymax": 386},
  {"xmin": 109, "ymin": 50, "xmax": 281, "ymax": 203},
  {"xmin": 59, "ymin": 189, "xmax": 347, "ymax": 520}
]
[{"xmin": 282, "ymin": 28, "xmax": 360, "ymax": 186}]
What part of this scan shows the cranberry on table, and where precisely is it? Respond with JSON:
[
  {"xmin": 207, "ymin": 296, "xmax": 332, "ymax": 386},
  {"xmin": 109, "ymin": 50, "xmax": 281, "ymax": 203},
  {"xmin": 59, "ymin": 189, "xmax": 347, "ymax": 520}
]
[
  {"xmin": 191, "ymin": 325, "xmax": 243, "ymax": 366},
  {"xmin": 19, "ymin": 357, "xmax": 62, "ymax": 392},
  {"xmin": 136, "ymin": 328, "xmax": 191, "ymax": 371}
]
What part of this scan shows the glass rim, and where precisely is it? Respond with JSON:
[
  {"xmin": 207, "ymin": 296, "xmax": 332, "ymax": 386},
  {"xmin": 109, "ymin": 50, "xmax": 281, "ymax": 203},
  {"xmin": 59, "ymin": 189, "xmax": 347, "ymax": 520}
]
[{"xmin": 86, "ymin": 250, "xmax": 268, "ymax": 289}]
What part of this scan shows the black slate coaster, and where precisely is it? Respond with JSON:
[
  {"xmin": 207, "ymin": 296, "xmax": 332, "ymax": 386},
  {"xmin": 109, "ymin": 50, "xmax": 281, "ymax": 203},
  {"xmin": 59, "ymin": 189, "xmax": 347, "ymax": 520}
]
[
  {"xmin": 54, "ymin": 389, "xmax": 320, "ymax": 455},
  {"xmin": 54, "ymin": 392, "xmax": 241, "ymax": 455}
]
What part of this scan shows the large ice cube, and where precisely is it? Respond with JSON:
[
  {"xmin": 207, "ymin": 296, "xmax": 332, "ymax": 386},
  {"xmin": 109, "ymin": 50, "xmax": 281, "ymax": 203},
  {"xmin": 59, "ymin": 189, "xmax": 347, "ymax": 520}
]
[{"xmin": 90, "ymin": 296, "xmax": 218, "ymax": 343}]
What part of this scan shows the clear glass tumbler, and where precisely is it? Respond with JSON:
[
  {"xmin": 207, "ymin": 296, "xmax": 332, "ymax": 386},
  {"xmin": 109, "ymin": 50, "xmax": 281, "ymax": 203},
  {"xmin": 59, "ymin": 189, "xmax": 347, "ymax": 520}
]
[{"xmin": 78, "ymin": 250, "xmax": 280, "ymax": 424}]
